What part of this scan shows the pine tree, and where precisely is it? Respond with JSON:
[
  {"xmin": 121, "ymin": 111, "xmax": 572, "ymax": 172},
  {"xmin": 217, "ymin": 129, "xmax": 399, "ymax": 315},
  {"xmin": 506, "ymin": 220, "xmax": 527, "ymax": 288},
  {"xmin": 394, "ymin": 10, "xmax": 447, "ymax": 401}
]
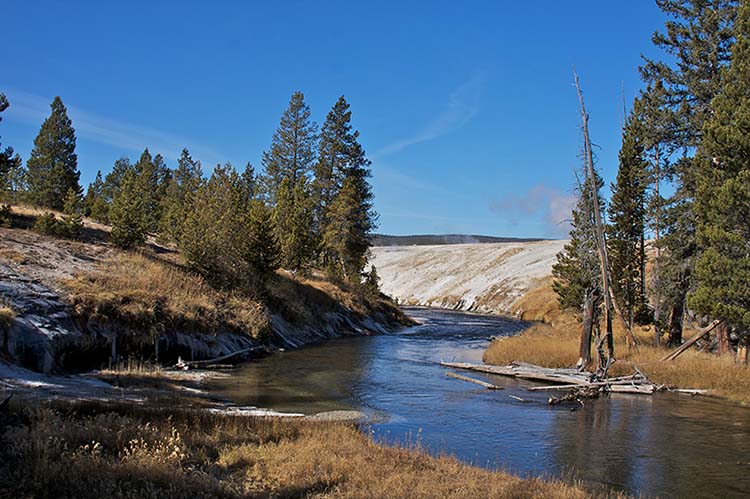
[
  {"xmin": 246, "ymin": 199, "xmax": 281, "ymax": 274},
  {"xmin": 552, "ymin": 172, "xmax": 605, "ymax": 366},
  {"xmin": 260, "ymin": 91, "xmax": 318, "ymax": 204},
  {"xmin": 110, "ymin": 169, "xmax": 147, "ymax": 249},
  {"xmin": 0, "ymin": 93, "xmax": 24, "ymax": 204},
  {"xmin": 607, "ymin": 107, "xmax": 650, "ymax": 333},
  {"xmin": 133, "ymin": 149, "xmax": 167, "ymax": 233},
  {"xmin": 274, "ymin": 176, "xmax": 315, "ymax": 272},
  {"xmin": 322, "ymin": 118, "xmax": 377, "ymax": 283},
  {"xmin": 159, "ymin": 148, "xmax": 202, "ymax": 243},
  {"xmin": 690, "ymin": 1, "xmax": 750, "ymax": 337},
  {"xmin": 102, "ymin": 157, "xmax": 133, "ymax": 205},
  {"xmin": 26, "ymin": 96, "xmax": 81, "ymax": 210},
  {"xmin": 60, "ymin": 188, "xmax": 84, "ymax": 239},
  {"xmin": 313, "ymin": 96, "xmax": 354, "ymax": 239},
  {"xmin": 180, "ymin": 164, "xmax": 252, "ymax": 287},
  {"xmin": 640, "ymin": 0, "xmax": 738, "ymax": 345},
  {"xmin": 84, "ymin": 171, "xmax": 109, "ymax": 222}
]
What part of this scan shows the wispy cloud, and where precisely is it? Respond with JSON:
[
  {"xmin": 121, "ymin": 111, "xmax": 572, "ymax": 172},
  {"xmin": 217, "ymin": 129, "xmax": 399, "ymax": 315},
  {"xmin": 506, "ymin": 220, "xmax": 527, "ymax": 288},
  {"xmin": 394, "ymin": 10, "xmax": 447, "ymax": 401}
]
[
  {"xmin": 489, "ymin": 184, "xmax": 576, "ymax": 238},
  {"xmin": 374, "ymin": 74, "xmax": 483, "ymax": 158},
  {"xmin": 3, "ymin": 89, "xmax": 226, "ymax": 166}
]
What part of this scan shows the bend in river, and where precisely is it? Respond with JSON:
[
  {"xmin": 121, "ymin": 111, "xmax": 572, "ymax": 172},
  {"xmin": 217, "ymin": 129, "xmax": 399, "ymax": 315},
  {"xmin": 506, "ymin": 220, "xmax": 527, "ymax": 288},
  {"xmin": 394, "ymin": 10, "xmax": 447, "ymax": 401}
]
[{"xmin": 211, "ymin": 307, "xmax": 750, "ymax": 498}]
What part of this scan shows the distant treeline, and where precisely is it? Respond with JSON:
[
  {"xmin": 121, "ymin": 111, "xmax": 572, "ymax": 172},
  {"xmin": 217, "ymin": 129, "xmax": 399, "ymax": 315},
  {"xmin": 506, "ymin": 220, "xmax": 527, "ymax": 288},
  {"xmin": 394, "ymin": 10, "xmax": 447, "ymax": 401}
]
[{"xmin": 371, "ymin": 234, "xmax": 548, "ymax": 246}]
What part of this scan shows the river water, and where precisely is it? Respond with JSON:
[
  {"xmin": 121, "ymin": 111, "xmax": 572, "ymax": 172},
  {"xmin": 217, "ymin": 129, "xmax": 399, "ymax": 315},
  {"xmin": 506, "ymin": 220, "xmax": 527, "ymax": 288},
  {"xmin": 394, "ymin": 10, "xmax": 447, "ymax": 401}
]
[{"xmin": 211, "ymin": 307, "xmax": 750, "ymax": 498}]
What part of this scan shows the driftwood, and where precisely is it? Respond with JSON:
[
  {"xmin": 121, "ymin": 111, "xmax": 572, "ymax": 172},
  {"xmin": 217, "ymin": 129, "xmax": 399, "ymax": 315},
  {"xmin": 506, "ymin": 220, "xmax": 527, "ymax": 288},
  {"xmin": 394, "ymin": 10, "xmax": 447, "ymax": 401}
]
[
  {"xmin": 660, "ymin": 320, "xmax": 722, "ymax": 362},
  {"xmin": 175, "ymin": 346, "xmax": 265, "ymax": 369},
  {"xmin": 446, "ymin": 372, "xmax": 503, "ymax": 390}
]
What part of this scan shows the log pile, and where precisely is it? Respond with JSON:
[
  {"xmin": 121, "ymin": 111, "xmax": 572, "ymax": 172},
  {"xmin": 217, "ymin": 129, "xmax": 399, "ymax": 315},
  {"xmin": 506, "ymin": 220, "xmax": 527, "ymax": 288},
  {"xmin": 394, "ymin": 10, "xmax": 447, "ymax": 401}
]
[{"xmin": 440, "ymin": 361, "xmax": 663, "ymax": 400}]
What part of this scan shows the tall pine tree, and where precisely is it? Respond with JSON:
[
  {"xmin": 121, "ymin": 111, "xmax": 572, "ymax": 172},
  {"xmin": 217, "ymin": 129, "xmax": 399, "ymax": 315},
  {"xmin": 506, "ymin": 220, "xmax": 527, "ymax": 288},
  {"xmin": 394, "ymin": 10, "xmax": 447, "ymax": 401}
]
[
  {"xmin": 26, "ymin": 96, "xmax": 81, "ymax": 210},
  {"xmin": 159, "ymin": 148, "xmax": 202, "ymax": 243},
  {"xmin": 640, "ymin": 0, "xmax": 738, "ymax": 345},
  {"xmin": 320, "ymin": 97, "xmax": 377, "ymax": 282},
  {"xmin": 84, "ymin": 170, "xmax": 109, "ymax": 222},
  {"xmin": 607, "ymin": 106, "xmax": 650, "ymax": 334},
  {"xmin": 0, "ymin": 93, "xmax": 24, "ymax": 203},
  {"xmin": 690, "ymin": 1, "xmax": 750, "ymax": 351},
  {"xmin": 260, "ymin": 91, "xmax": 318, "ymax": 204},
  {"xmin": 110, "ymin": 169, "xmax": 147, "ymax": 249}
]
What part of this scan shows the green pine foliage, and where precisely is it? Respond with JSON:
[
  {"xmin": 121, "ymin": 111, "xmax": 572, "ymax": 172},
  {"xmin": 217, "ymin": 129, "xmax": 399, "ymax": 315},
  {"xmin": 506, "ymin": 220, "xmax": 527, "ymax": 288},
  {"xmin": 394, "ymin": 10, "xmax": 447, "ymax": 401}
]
[
  {"xmin": 33, "ymin": 212, "xmax": 60, "ymax": 236},
  {"xmin": 0, "ymin": 93, "xmax": 24, "ymax": 204},
  {"xmin": 84, "ymin": 171, "xmax": 109, "ymax": 223},
  {"xmin": 246, "ymin": 199, "xmax": 281, "ymax": 274},
  {"xmin": 639, "ymin": 0, "xmax": 738, "ymax": 343},
  {"xmin": 317, "ymin": 96, "xmax": 377, "ymax": 282},
  {"xmin": 607, "ymin": 107, "xmax": 651, "ymax": 327},
  {"xmin": 102, "ymin": 157, "xmax": 133, "ymax": 206},
  {"xmin": 552, "ymin": 173, "xmax": 604, "ymax": 317},
  {"xmin": 133, "ymin": 149, "xmax": 166, "ymax": 233},
  {"xmin": 26, "ymin": 96, "xmax": 81, "ymax": 210},
  {"xmin": 60, "ymin": 188, "xmax": 84, "ymax": 239},
  {"xmin": 159, "ymin": 148, "xmax": 202, "ymax": 243},
  {"xmin": 109, "ymin": 169, "xmax": 147, "ymax": 249},
  {"xmin": 274, "ymin": 176, "xmax": 316, "ymax": 272},
  {"xmin": 260, "ymin": 91, "xmax": 318, "ymax": 205},
  {"xmin": 690, "ymin": 1, "xmax": 750, "ymax": 329},
  {"xmin": 180, "ymin": 164, "xmax": 255, "ymax": 287}
]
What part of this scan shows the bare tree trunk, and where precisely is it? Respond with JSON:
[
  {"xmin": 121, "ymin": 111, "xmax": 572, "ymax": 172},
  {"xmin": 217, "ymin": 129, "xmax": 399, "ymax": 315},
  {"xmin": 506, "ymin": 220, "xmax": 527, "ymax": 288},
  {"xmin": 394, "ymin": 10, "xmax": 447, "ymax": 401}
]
[
  {"xmin": 574, "ymin": 70, "xmax": 637, "ymax": 362},
  {"xmin": 578, "ymin": 291, "xmax": 595, "ymax": 367},
  {"xmin": 717, "ymin": 322, "xmax": 731, "ymax": 355},
  {"xmin": 667, "ymin": 300, "xmax": 684, "ymax": 347}
]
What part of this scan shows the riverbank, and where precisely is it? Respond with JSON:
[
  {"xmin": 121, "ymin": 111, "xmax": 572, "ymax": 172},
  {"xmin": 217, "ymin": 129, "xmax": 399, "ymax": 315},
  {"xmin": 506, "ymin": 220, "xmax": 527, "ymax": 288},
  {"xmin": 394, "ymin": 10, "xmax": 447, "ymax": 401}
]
[
  {"xmin": 0, "ymin": 206, "xmax": 411, "ymax": 374},
  {"xmin": 483, "ymin": 279, "xmax": 750, "ymax": 404},
  {"xmin": 0, "ymin": 399, "xmax": 597, "ymax": 499}
]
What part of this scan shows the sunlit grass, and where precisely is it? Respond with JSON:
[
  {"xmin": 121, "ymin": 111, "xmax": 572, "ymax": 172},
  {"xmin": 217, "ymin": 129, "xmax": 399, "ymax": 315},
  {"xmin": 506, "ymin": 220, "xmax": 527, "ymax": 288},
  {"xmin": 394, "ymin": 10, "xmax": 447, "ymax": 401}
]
[
  {"xmin": 0, "ymin": 402, "xmax": 597, "ymax": 499},
  {"xmin": 484, "ymin": 280, "xmax": 750, "ymax": 404}
]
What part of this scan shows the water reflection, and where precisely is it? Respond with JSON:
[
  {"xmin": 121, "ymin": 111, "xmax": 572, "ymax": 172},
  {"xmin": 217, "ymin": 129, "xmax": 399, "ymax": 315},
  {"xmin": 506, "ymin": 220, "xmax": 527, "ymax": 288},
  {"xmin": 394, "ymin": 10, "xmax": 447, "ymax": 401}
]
[{"xmin": 211, "ymin": 307, "xmax": 750, "ymax": 498}]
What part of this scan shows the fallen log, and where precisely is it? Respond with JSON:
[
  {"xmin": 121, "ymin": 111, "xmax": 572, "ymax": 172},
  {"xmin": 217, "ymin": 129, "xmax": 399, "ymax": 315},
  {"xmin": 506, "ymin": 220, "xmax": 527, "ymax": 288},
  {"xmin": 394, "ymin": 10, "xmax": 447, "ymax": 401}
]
[
  {"xmin": 527, "ymin": 379, "xmax": 652, "ymax": 391},
  {"xmin": 176, "ymin": 346, "xmax": 265, "ymax": 369},
  {"xmin": 446, "ymin": 372, "xmax": 503, "ymax": 390},
  {"xmin": 440, "ymin": 361, "xmax": 592, "ymax": 386},
  {"xmin": 660, "ymin": 320, "xmax": 722, "ymax": 362}
]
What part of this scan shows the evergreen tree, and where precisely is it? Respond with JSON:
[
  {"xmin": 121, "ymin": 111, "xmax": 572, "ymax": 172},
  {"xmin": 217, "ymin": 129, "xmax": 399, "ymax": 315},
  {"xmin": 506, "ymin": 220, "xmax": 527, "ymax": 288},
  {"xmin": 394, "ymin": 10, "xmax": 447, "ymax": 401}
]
[
  {"xmin": 245, "ymin": 199, "xmax": 281, "ymax": 274},
  {"xmin": 102, "ymin": 157, "xmax": 133, "ymax": 206},
  {"xmin": 640, "ymin": 0, "xmax": 738, "ymax": 345},
  {"xmin": 690, "ymin": 1, "xmax": 750, "ymax": 334},
  {"xmin": 60, "ymin": 188, "xmax": 84, "ymax": 239},
  {"xmin": 552, "ymin": 172, "xmax": 605, "ymax": 366},
  {"xmin": 180, "ymin": 164, "xmax": 253, "ymax": 287},
  {"xmin": 159, "ymin": 148, "xmax": 202, "ymax": 243},
  {"xmin": 133, "ymin": 149, "xmax": 167, "ymax": 233},
  {"xmin": 274, "ymin": 176, "xmax": 315, "ymax": 272},
  {"xmin": 26, "ymin": 96, "xmax": 81, "ymax": 209},
  {"xmin": 0, "ymin": 93, "xmax": 24, "ymax": 203},
  {"xmin": 84, "ymin": 171, "xmax": 109, "ymax": 222},
  {"xmin": 109, "ymin": 169, "xmax": 147, "ymax": 249},
  {"xmin": 313, "ymin": 96, "xmax": 355, "ymax": 239},
  {"xmin": 321, "ymin": 115, "xmax": 377, "ymax": 283},
  {"xmin": 260, "ymin": 91, "xmax": 318, "ymax": 204},
  {"xmin": 239, "ymin": 162, "xmax": 256, "ymax": 202},
  {"xmin": 607, "ymin": 107, "xmax": 650, "ymax": 332}
]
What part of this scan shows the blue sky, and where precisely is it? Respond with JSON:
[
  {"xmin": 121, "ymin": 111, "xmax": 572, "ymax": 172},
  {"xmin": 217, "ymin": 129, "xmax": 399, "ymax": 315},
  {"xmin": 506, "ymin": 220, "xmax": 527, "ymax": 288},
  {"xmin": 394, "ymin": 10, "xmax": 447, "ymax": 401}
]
[{"xmin": 1, "ymin": 1, "xmax": 665, "ymax": 238}]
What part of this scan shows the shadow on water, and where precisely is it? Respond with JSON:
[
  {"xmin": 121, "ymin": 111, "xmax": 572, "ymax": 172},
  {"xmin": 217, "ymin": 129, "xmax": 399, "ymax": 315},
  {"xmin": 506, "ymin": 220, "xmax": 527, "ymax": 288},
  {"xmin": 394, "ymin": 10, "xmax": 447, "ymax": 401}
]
[{"xmin": 211, "ymin": 307, "xmax": 750, "ymax": 498}]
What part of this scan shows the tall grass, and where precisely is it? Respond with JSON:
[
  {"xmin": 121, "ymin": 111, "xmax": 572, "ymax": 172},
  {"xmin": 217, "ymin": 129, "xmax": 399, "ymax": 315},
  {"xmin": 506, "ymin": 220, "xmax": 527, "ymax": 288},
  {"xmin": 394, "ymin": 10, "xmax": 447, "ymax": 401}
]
[
  {"xmin": 0, "ymin": 402, "xmax": 594, "ymax": 499},
  {"xmin": 484, "ymin": 280, "xmax": 750, "ymax": 404}
]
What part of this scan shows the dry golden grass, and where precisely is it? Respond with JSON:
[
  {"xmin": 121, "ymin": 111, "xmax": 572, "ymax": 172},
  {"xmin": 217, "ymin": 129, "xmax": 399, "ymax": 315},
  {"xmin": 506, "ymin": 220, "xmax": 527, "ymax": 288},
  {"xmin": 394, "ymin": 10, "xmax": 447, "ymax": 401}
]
[
  {"xmin": 0, "ymin": 248, "xmax": 30, "ymax": 264},
  {"xmin": 0, "ymin": 402, "xmax": 596, "ymax": 499},
  {"xmin": 0, "ymin": 305, "xmax": 15, "ymax": 327},
  {"xmin": 484, "ymin": 280, "xmax": 750, "ymax": 404},
  {"xmin": 64, "ymin": 252, "xmax": 271, "ymax": 339}
]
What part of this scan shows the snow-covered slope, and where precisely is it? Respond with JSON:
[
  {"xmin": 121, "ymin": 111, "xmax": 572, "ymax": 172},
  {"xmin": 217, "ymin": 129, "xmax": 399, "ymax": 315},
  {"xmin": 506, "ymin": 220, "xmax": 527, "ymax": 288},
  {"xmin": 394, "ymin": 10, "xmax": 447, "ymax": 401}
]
[{"xmin": 370, "ymin": 240, "xmax": 566, "ymax": 315}]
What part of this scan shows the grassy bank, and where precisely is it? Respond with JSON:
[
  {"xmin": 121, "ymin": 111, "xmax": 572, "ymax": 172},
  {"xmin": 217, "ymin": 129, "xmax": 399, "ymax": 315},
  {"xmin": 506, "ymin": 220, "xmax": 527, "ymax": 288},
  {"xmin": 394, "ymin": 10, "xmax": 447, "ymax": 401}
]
[
  {"xmin": 0, "ymin": 401, "xmax": 592, "ymax": 499},
  {"xmin": 483, "ymin": 280, "xmax": 750, "ymax": 404}
]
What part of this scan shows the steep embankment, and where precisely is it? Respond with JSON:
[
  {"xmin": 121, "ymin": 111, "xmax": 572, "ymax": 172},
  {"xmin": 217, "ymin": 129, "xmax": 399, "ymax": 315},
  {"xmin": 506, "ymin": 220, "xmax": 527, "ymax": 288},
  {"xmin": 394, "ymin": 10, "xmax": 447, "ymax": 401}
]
[
  {"xmin": 370, "ymin": 240, "xmax": 566, "ymax": 316},
  {"xmin": 0, "ymin": 216, "xmax": 407, "ymax": 374}
]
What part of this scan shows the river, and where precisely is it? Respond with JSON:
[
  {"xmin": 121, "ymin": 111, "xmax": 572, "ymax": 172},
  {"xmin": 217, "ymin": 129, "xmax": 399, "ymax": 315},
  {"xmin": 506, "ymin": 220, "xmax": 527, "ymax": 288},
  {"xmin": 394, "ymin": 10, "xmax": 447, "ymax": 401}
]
[{"xmin": 211, "ymin": 307, "xmax": 750, "ymax": 498}]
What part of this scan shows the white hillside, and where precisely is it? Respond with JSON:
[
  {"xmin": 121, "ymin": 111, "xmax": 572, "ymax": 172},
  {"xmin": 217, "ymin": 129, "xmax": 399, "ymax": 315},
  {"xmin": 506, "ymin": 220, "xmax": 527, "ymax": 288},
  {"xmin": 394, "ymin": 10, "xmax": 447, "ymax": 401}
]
[{"xmin": 370, "ymin": 240, "xmax": 567, "ymax": 315}]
